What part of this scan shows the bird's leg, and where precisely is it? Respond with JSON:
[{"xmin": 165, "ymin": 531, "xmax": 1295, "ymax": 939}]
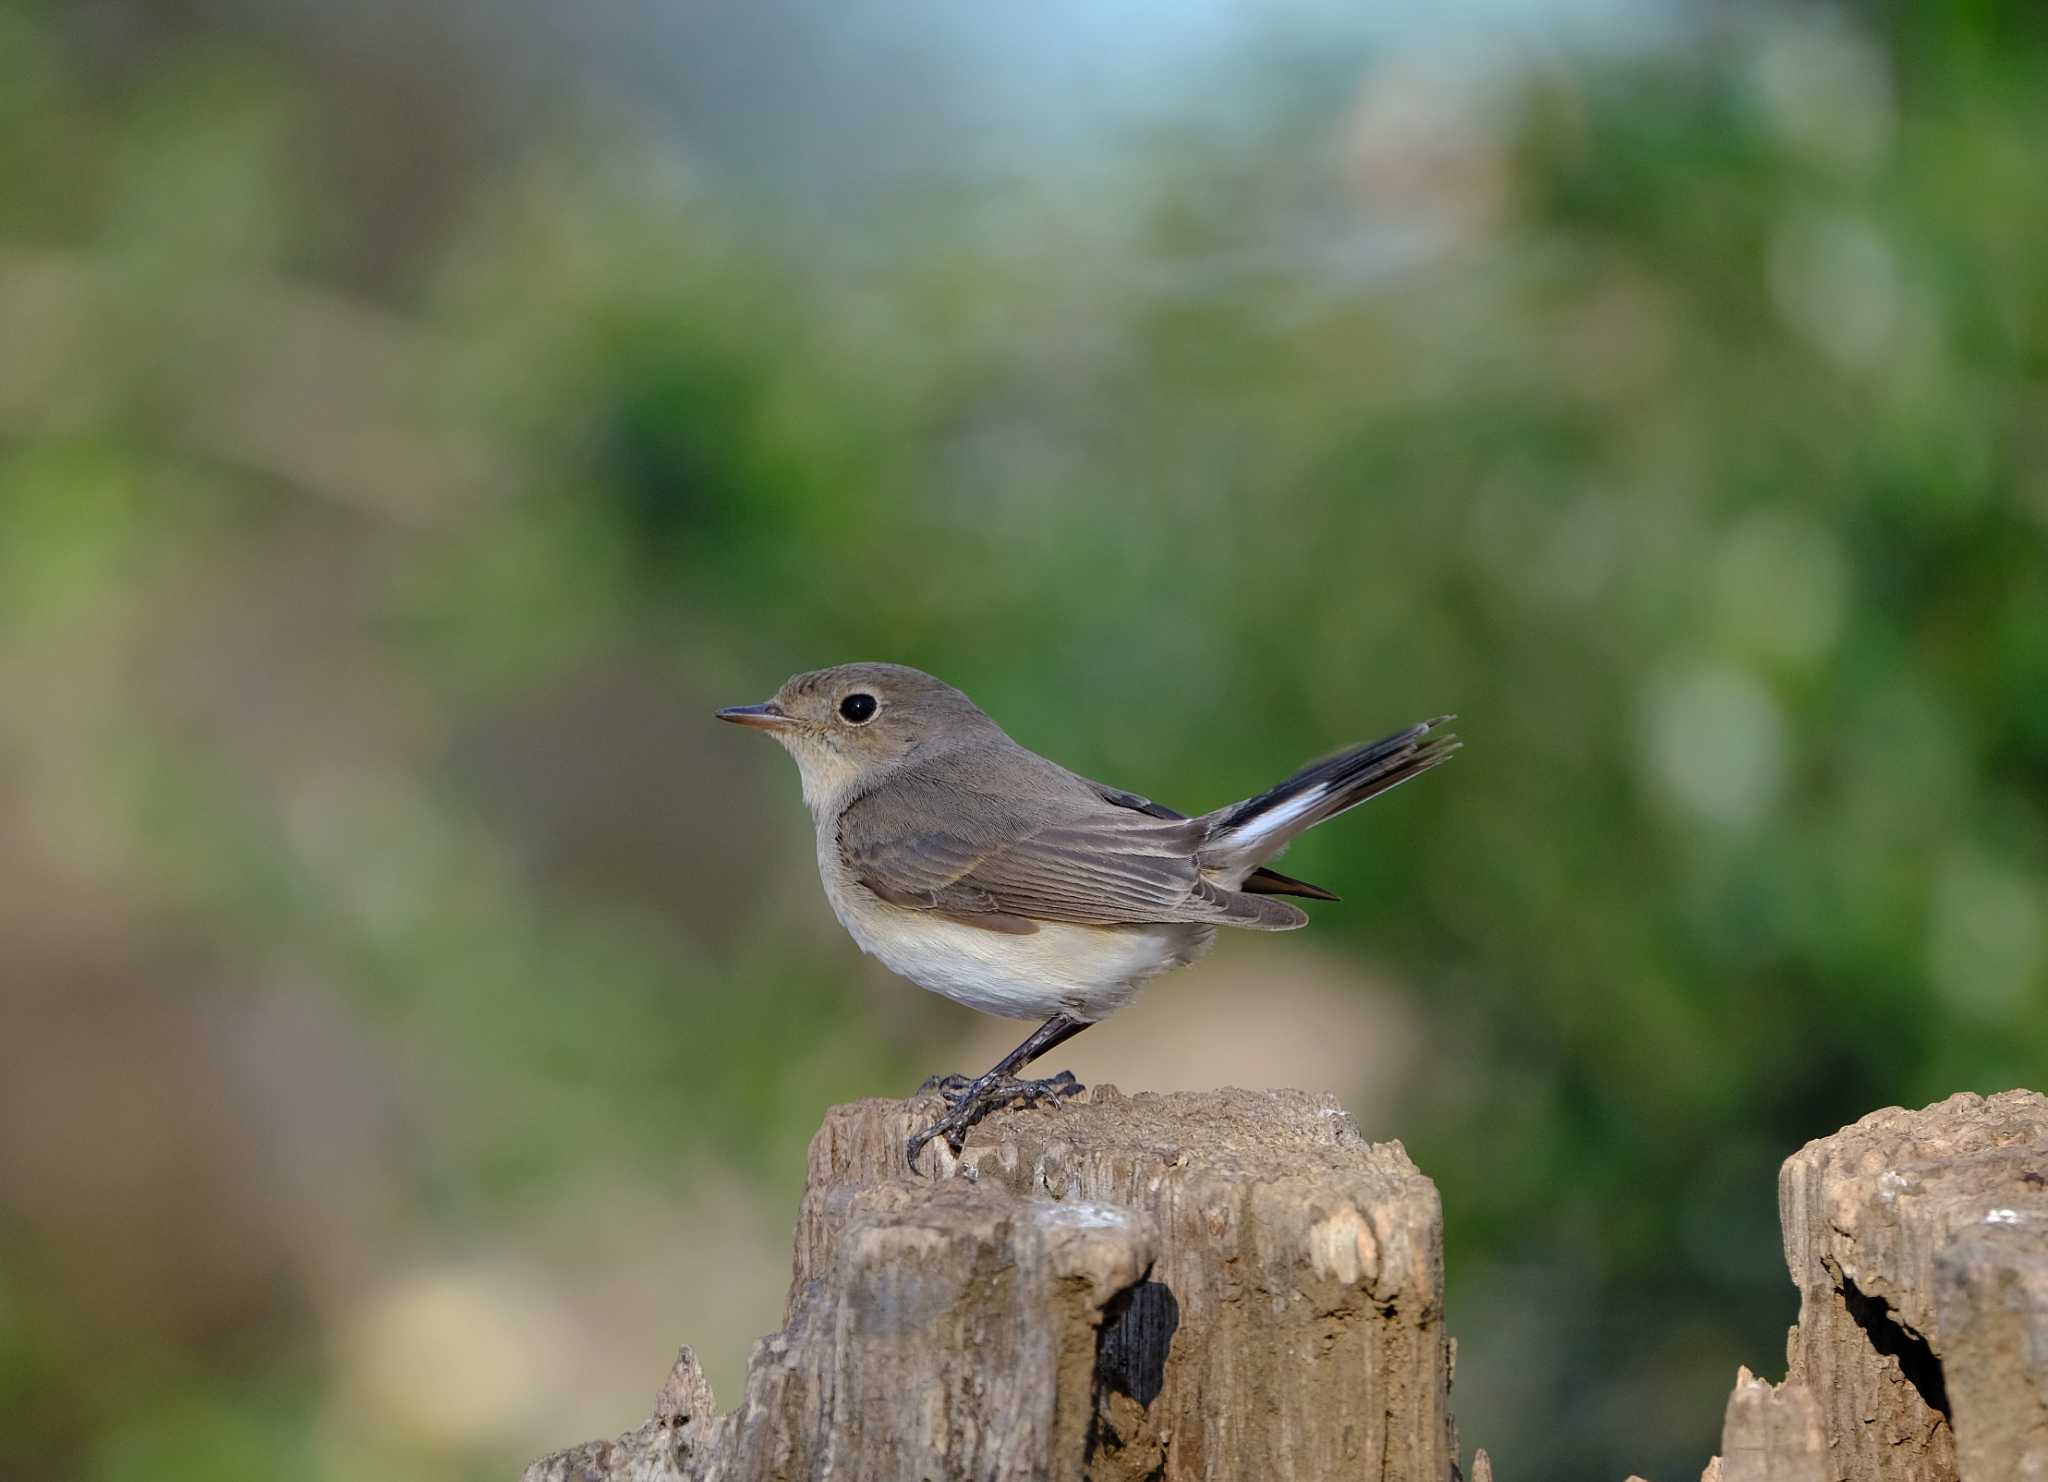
[{"xmin": 906, "ymin": 1013, "xmax": 1092, "ymax": 1173}]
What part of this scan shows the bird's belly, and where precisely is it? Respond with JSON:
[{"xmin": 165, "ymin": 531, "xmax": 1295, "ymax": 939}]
[{"xmin": 836, "ymin": 898, "xmax": 1212, "ymax": 1022}]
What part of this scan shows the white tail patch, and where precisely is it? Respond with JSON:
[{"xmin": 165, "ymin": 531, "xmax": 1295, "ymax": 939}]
[{"xmin": 1214, "ymin": 782, "xmax": 1330, "ymax": 853}]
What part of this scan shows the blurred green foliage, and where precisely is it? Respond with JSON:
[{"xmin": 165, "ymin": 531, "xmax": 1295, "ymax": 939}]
[{"xmin": 1, "ymin": 1, "xmax": 2044, "ymax": 1479}]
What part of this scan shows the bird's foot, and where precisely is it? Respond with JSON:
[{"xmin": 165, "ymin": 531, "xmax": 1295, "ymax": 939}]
[
  {"xmin": 982, "ymin": 1069, "xmax": 1085, "ymax": 1113},
  {"xmin": 913, "ymin": 1069, "xmax": 1079, "ymax": 1111},
  {"xmin": 904, "ymin": 1070, "xmax": 1085, "ymax": 1174}
]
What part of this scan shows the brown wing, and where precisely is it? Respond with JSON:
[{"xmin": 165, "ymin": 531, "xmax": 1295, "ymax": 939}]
[{"xmin": 840, "ymin": 811, "xmax": 1307, "ymax": 932}]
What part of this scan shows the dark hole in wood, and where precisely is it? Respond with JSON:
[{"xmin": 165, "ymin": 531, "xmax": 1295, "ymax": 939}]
[
  {"xmin": 1839, "ymin": 1271, "xmax": 1950, "ymax": 1420},
  {"xmin": 1094, "ymin": 1278, "xmax": 1179, "ymax": 1409}
]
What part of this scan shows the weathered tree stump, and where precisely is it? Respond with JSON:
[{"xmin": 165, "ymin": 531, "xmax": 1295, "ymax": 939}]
[
  {"xmin": 523, "ymin": 1085, "xmax": 1453, "ymax": 1482},
  {"xmin": 523, "ymin": 1086, "xmax": 2048, "ymax": 1482},
  {"xmin": 1701, "ymin": 1089, "xmax": 2048, "ymax": 1482}
]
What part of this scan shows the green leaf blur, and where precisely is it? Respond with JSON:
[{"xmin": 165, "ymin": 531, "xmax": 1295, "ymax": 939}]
[{"xmin": 1, "ymin": 3, "xmax": 2043, "ymax": 1479}]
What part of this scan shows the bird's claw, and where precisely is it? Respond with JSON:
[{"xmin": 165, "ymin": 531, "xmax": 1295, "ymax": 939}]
[
  {"xmin": 1002, "ymin": 1069, "xmax": 1083, "ymax": 1109},
  {"xmin": 903, "ymin": 1070, "xmax": 1086, "ymax": 1175},
  {"xmin": 915, "ymin": 1071, "xmax": 974, "ymax": 1103}
]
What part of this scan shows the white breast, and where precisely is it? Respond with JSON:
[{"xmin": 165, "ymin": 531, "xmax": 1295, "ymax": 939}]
[{"xmin": 815, "ymin": 831, "xmax": 1212, "ymax": 1022}]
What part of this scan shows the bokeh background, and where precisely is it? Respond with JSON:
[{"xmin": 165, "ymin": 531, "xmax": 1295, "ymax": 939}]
[{"xmin": 3, "ymin": 0, "xmax": 2045, "ymax": 1477}]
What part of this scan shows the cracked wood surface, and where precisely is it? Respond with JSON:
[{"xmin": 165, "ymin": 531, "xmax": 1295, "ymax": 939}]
[
  {"xmin": 523, "ymin": 1085, "xmax": 1452, "ymax": 1482},
  {"xmin": 522, "ymin": 1086, "xmax": 2048, "ymax": 1482},
  {"xmin": 1750, "ymin": 1089, "xmax": 2048, "ymax": 1482}
]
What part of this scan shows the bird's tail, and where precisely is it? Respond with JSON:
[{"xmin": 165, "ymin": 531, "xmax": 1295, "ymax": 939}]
[{"xmin": 1198, "ymin": 717, "xmax": 1459, "ymax": 883}]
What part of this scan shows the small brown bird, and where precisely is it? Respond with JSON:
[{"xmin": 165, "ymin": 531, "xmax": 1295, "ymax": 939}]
[{"xmin": 719, "ymin": 664, "xmax": 1457, "ymax": 1171}]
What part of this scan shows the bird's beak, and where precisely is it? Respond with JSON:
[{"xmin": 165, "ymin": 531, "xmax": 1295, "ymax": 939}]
[{"xmin": 717, "ymin": 701, "xmax": 798, "ymax": 731}]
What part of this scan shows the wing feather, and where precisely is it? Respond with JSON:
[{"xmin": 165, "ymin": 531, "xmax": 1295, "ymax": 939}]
[{"xmin": 840, "ymin": 808, "xmax": 1305, "ymax": 931}]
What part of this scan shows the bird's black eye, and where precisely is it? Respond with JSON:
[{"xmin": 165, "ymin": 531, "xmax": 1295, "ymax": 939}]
[{"xmin": 838, "ymin": 693, "xmax": 878, "ymax": 724}]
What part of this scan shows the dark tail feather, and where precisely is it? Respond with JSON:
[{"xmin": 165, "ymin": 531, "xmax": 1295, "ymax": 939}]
[
  {"xmin": 1202, "ymin": 716, "xmax": 1459, "ymax": 873},
  {"xmin": 1242, "ymin": 865, "xmax": 1342, "ymax": 901}
]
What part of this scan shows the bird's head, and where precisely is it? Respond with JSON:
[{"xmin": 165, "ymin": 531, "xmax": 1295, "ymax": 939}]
[{"xmin": 718, "ymin": 662, "xmax": 997, "ymax": 813}]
